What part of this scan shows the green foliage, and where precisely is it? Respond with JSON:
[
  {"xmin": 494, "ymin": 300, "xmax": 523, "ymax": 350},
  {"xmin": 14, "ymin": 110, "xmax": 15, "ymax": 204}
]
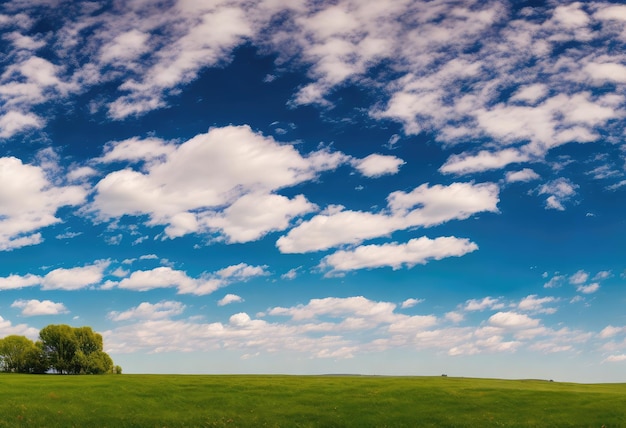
[
  {"xmin": 0, "ymin": 375, "xmax": 624, "ymax": 427},
  {"xmin": 39, "ymin": 324, "xmax": 77, "ymax": 374},
  {"xmin": 0, "ymin": 335, "xmax": 36, "ymax": 373},
  {"xmin": 38, "ymin": 324, "xmax": 115, "ymax": 375},
  {"xmin": 0, "ymin": 324, "xmax": 118, "ymax": 375}
]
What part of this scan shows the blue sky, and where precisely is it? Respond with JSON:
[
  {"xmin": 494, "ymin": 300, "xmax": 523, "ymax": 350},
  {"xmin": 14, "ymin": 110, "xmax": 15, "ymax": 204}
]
[{"xmin": 0, "ymin": 0, "xmax": 625, "ymax": 382}]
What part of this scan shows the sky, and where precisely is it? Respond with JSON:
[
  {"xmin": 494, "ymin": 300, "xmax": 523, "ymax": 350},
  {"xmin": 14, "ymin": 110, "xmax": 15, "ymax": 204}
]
[{"xmin": 0, "ymin": 0, "xmax": 625, "ymax": 382}]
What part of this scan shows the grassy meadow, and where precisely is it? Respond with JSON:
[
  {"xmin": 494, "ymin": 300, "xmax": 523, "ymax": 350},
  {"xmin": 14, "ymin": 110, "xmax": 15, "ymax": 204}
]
[{"xmin": 0, "ymin": 374, "xmax": 624, "ymax": 427}]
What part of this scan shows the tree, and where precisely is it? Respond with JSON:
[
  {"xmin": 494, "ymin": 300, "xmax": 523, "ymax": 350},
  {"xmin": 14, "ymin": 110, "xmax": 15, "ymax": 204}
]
[
  {"xmin": 0, "ymin": 324, "xmax": 118, "ymax": 375},
  {"xmin": 0, "ymin": 335, "xmax": 36, "ymax": 373},
  {"xmin": 39, "ymin": 324, "xmax": 77, "ymax": 374},
  {"xmin": 38, "ymin": 324, "xmax": 117, "ymax": 375},
  {"xmin": 85, "ymin": 351, "xmax": 114, "ymax": 374},
  {"xmin": 25, "ymin": 341, "xmax": 49, "ymax": 374}
]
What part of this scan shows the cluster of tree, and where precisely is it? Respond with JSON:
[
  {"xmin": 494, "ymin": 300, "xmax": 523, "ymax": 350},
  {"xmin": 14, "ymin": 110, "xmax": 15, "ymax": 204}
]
[{"xmin": 0, "ymin": 324, "xmax": 121, "ymax": 375}]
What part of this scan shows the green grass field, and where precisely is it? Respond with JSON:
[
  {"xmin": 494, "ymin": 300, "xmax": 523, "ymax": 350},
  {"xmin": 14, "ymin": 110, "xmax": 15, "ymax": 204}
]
[{"xmin": 0, "ymin": 374, "xmax": 624, "ymax": 427}]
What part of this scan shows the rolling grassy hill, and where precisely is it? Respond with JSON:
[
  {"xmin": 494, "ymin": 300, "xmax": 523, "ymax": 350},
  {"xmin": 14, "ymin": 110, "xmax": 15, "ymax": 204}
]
[{"xmin": 0, "ymin": 374, "xmax": 624, "ymax": 427}]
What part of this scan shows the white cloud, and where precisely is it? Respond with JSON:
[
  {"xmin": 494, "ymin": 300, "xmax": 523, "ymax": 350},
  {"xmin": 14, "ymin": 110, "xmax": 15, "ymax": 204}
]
[
  {"xmin": 445, "ymin": 312, "xmax": 464, "ymax": 323},
  {"xmin": 117, "ymin": 267, "xmax": 217, "ymax": 294},
  {"xmin": 216, "ymin": 263, "xmax": 269, "ymax": 281},
  {"xmin": 599, "ymin": 325, "xmax": 626, "ymax": 339},
  {"xmin": 100, "ymin": 29, "xmax": 150, "ymax": 64},
  {"xmin": 0, "ymin": 0, "xmax": 622, "ymax": 180},
  {"xmin": 593, "ymin": 270, "xmax": 612, "ymax": 281},
  {"xmin": 108, "ymin": 301, "xmax": 185, "ymax": 321},
  {"xmin": 0, "ymin": 110, "xmax": 43, "ymax": 138},
  {"xmin": 488, "ymin": 311, "xmax": 540, "ymax": 330},
  {"xmin": 570, "ymin": 295, "xmax": 584, "ymax": 304},
  {"xmin": 278, "ymin": 182, "xmax": 499, "ymax": 253},
  {"xmin": 440, "ymin": 149, "xmax": 530, "ymax": 175},
  {"xmin": 202, "ymin": 193, "xmax": 317, "ymax": 243},
  {"xmin": 42, "ymin": 261, "xmax": 109, "ymax": 291},
  {"xmin": 607, "ymin": 179, "xmax": 626, "ymax": 191},
  {"xmin": 115, "ymin": 262, "xmax": 268, "ymax": 296},
  {"xmin": 517, "ymin": 295, "xmax": 558, "ymax": 314},
  {"xmin": 0, "ymin": 260, "xmax": 109, "ymax": 291},
  {"xmin": 505, "ymin": 168, "xmax": 540, "ymax": 183},
  {"xmin": 577, "ymin": 283, "xmax": 600, "ymax": 294},
  {"xmin": 401, "ymin": 298, "xmax": 424, "ymax": 309},
  {"xmin": 90, "ymin": 125, "xmax": 346, "ymax": 242},
  {"xmin": 511, "ymin": 84, "xmax": 548, "ymax": 104},
  {"xmin": 0, "ymin": 157, "xmax": 86, "ymax": 251},
  {"xmin": 320, "ymin": 236, "xmax": 478, "ymax": 274},
  {"xmin": 569, "ymin": 270, "xmax": 589, "ymax": 285},
  {"xmin": 269, "ymin": 296, "xmax": 398, "ymax": 324},
  {"xmin": 544, "ymin": 274, "xmax": 565, "ymax": 288},
  {"xmin": 0, "ymin": 274, "xmax": 41, "ymax": 290},
  {"xmin": 281, "ymin": 267, "xmax": 301, "ymax": 281},
  {"xmin": 595, "ymin": 5, "xmax": 626, "ymax": 22},
  {"xmin": 353, "ymin": 154, "xmax": 405, "ymax": 177},
  {"xmin": 101, "ymin": 293, "xmax": 595, "ymax": 361},
  {"xmin": 99, "ymin": 137, "xmax": 175, "ymax": 164},
  {"xmin": 0, "ymin": 316, "xmax": 38, "ymax": 340},
  {"xmin": 105, "ymin": 4, "xmax": 258, "ymax": 118},
  {"xmin": 11, "ymin": 299, "xmax": 68, "ymax": 316},
  {"xmin": 67, "ymin": 166, "xmax": 98, "ymax": 182},
  {"xmin": 585, "ymin": 62, "xmax": 626, "ymax": 83},
  {"xmin": 463, "ymin": 297, "xmax": 504, "ymax": 312},
  {"xmin": 217, "ymin": 294, "xmax": 244, "ymax": 306},
  {"xmin": 538, "ymin": 178, "xmax": 578, "ymax": 211},
  {"xmin": 603, "ymin": 354, "xmax": 626, "ymax": 363}
]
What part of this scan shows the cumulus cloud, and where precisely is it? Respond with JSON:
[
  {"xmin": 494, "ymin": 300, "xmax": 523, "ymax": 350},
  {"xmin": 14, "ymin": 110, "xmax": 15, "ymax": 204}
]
[
  {"xmin": 0, "ymin": 261, "xmax": 108, "ymax": 291},
  {"xmin": 0, "ymin": 316, "xmax": 38, "ymax": 340},
  {"xmin": 108, "ymin": 301, "xmax": 185, "ymax": 322},
  {"xmin": 0, "ymin": 157, "xmax": 87, "ymax": 251},
  {"xmin": 98, "ymin": 137, "xmax": 176, "ymax": 164},
  {"xmin": 100, "ymin": 293, "xmax": 593, "ymax": 360},
  {"xmin": 0, "ymin": 111, "xmax": 43, "ymax": 138},
  {"xmin": 569, "ymin": 270, "xmax": 589, "ymax": 285},
  {"xmin": 0, "ymin": 274, "xmax": 41, "ymax": 290},
  {"xmin": 113, "ymin": 263, "xmax": 268, "ymax": 296},
  {"xmin": 463, "ymin": 297, "xmax": 504, "ymax": 312},
  {"xmin": 517, "ymin": 295, "xmax": 558, "ymax": 314},
  {"xmin": 278, "ymin": 182, "xmax": 499, "ymax": 253},
  {"xmin": 506, "ymin": 168, "xmax": 540, "ymax": 183},
  {"xmin": 91, "ymin": 125, "xmax": 346, "ymax": 242},
  {"xmin": 320, "ymin": 236, "xmax": 478, "ymax": 274},
  {"xmin": 41, "ymin": 261, "xmax": 110, "ymax": 291},
  {"xmin": 353, "ymin": 154, "xmax": 405, "ymax": 177},
  {"xmin": 11, "ymin": 299, "xmax": 69, "ymax": 316},
  {"xmin": 202, "ymin": 193, "xmax": 317, "ymax": 243},
  {"xmin": 217, "ymin": 294, "xmax": 244, "ymax": 306},
  {"xmin": 488, "ymin": 311, "xmax": 541, "ymax": 330}
]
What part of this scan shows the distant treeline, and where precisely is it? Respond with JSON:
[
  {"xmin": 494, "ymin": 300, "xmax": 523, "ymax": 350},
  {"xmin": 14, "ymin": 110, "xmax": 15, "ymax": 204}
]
[{"xmin": 0, "ymin": 324, "xmax": 121, "ymax": 375}]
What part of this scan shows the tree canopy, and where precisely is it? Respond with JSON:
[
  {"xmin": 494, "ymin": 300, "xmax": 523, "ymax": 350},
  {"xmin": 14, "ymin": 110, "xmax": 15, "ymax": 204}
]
[{"xmin": 0, "ymin": 324, "xmax": 119, "ymax": 375}]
